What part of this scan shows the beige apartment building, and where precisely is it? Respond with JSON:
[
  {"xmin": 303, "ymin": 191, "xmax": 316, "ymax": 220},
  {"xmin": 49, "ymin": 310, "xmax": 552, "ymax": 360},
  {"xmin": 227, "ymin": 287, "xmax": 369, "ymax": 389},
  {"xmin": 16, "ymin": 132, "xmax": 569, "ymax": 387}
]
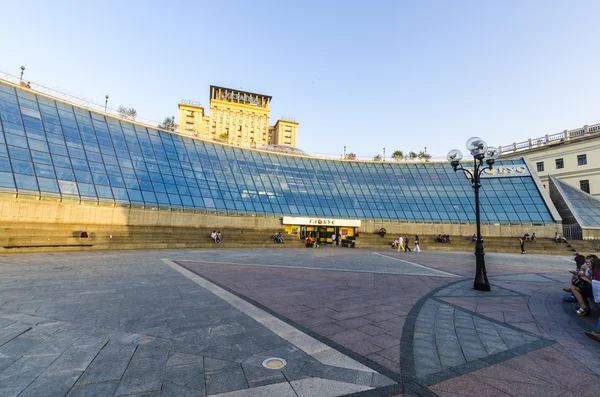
[
  {"xmin": 500, "ymin": 123, "xmax": 600, "ymax": 197},
  {"xmin": 178, "ymin": 86, "xmax": 298, "ymax": 148}
]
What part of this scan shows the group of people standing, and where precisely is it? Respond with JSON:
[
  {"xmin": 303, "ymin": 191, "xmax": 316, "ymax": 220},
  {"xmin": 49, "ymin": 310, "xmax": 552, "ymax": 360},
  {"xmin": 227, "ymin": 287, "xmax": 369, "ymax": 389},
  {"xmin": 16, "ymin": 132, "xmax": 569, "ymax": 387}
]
[
  {"xmin": 392, "ymin": 235, "xmax": 421, "ymax": 252},
  {"xmin": 331, "ymin": 233, "xmax": 342, "ymax": 246}
]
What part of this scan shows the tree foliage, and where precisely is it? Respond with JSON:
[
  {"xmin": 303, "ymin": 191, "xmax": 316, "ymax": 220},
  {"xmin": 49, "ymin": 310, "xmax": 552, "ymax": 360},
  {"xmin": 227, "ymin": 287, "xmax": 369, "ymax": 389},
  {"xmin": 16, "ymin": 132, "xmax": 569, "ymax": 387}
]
[
  {"xmin": 391, "ymin": 150, "xmax": 404, "ymax": 160},
  {"xmin": 418, "ymin": 151, "xmax": 432, "ymax": 161},
  {"xmin": 158, "ymin": 117, "xmax": 177, "ymax": 132},
  {"xmin": 373, "ymin": 154, "xmax": 382, "ymax": 161},
  {"xmin": 117, "ymin": 106, "xmax": 137, "ymax": 120},
  {"xmin": 409, "ymin": 151, "xmax": 418, "ymax": 159}
]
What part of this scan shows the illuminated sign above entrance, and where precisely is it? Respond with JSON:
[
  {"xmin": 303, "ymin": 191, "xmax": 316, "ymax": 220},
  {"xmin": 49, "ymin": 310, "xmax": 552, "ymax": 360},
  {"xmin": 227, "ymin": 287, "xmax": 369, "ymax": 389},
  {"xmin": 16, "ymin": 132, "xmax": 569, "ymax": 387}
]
[{"xmin": 282, "ymin": 216, "xmax": 361, "ymax": 227}]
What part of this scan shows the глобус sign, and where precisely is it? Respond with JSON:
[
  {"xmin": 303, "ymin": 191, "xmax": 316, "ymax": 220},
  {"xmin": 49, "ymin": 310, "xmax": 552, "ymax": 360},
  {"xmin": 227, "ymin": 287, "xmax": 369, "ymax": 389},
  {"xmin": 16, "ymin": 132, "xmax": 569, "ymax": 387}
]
[{"xmin": 282, "ymin": 217, "xmax": 361, "ymax": 227}]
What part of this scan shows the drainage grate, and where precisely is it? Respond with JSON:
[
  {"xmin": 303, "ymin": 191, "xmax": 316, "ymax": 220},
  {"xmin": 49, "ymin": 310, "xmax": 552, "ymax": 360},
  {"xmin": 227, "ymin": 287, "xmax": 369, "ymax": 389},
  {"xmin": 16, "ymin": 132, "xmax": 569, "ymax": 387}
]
[
  {"xmin": 132, "ymin": 336, "xmax": 156, "ymax": 345},
  {"xmin": 262, "ymin": 357, "xmax": 287, "ymax": 369}
]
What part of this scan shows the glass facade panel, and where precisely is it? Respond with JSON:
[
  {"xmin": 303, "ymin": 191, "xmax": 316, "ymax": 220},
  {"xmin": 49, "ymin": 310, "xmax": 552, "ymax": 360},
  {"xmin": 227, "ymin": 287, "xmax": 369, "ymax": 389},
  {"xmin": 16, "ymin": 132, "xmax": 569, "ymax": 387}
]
[{"xmin": 0, "ymin": 80, "xmax": 557, "ymax": 225}]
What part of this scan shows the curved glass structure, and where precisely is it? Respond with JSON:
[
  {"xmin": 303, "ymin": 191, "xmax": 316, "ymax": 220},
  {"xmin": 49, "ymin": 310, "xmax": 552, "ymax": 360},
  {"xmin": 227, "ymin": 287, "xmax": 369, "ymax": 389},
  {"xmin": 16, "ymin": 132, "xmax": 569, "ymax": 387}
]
[{"xmin": 0, "ymin": 80, "xmax": 555, "ymax": 225}]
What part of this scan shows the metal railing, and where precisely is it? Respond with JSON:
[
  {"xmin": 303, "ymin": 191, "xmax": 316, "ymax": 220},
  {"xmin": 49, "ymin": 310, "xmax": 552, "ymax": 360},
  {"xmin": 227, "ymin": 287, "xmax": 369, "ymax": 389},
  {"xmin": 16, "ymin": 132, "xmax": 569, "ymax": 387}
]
[
  {"xmin": 0, "ymin": 71, "xmax": 449, "ymax": 163},
  {"xmin": 563, "ymin": 224, "xmax": 582, "ymax": 240},
  {"xmin": 499, "ymin": 122, "xmax": 600, "ymax": 156}
]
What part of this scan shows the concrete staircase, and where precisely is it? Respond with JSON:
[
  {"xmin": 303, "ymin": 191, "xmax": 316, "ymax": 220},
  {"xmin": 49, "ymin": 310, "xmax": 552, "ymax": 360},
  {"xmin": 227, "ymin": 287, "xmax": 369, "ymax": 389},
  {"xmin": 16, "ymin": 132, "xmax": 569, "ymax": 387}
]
[
  {"xmin": 0, "ymin": 223, "xmax": 305, "ymax": 253},
  {"xmin": 357, "ymin": 233, "xmax": 577, "ymax": 255}
]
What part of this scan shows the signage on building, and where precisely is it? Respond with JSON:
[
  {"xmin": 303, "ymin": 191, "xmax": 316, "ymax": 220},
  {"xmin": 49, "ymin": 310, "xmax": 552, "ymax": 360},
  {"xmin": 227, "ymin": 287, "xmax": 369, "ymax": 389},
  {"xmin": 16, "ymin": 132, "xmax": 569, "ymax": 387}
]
[
  {"xmin": 463, "ymin": 165, "xmax": 531, "ymax": 179},
  {"xmin": 224, "ymin": 92, "xmax": 260, "ymax": 105},
  {"xmin": 282, "ymin": 216, "xmax": 361, "ymax": 227},
  {"xmin": 181, "ymin": 99, "xmax": 202, "ymax": 107}
]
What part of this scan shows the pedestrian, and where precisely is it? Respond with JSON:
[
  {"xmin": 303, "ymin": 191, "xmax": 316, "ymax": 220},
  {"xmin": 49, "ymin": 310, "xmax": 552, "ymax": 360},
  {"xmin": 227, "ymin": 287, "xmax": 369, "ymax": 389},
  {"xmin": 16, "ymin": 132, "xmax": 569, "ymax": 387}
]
[
  {"xmin": 397, "ymin": 236, "xmax": 404, "ymax": 252},
  {"xmin": 414, "ymin": 235, "xmax": 421, "ymax": 252},
  {"xmin": 216, "ymin": 231, "xmax": 222, "ymax": 243},
  {"xmin": 210, "ymin": 230, "xmax": 217, "ymax": 243},
  {"xmin": 404, "ymin": 235, "xmax": 412, "ymax": 252},
  {"xmin": 337, "ymin": 234, "xmax": 342, "ymax": 247},
  {"xmin": 331, "ymin": 233, "xmax": 337, "ymax": 246},
  {"xmin": 519, "ymin": 237, "xmax": 525, "ymax": 254}
]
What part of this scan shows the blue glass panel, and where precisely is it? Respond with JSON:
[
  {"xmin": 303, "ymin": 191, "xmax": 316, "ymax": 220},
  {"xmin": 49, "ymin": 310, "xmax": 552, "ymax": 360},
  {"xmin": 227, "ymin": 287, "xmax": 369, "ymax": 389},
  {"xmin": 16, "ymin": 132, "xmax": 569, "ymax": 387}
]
[
  {"xmin": 8, "ymin": 146, "xmax": 31, "ymax": 161},
  {"xmin": 0, "ymin": 171, "xmax": 15, "ymax": 188},
  {"xmin": 11, "ymin": 160, "xmax": 34, "ymax": 175},
  {"xmin": 15, "ymin": 174, "xmax": 38, "ymax": 191},
  {"xmin": 5, "ymin": 133, "xmax": 28, "ymax": 148},
  {"xmin": 142, "ymin": 191, "xmax": 157, "ymax": 204},
  {"xmin": 31, "ymin": 150, "xmax": 52, "ymax": 165},
  {"xmin": 78, "ymin": 183, "xmax": 96, "ymax": 197},
  {"xmin": 34, "ymin": 163, "xmax": 55, "ymax": 178},
  {"xmin": 0, "ymin": 158, "xmax": 10, "ymax": 172},
  {"xmin": 37, "ymin": 177, "xmax": 60, "ymax": 193}
]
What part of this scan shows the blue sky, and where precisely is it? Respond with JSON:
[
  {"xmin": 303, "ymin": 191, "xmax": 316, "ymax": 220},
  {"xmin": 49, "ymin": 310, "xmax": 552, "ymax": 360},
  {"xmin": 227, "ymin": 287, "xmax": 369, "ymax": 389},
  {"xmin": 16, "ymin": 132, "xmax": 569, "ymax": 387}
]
[{"xmin": 1, "ymin": 0, "xmax": 599, "ymax": 159}]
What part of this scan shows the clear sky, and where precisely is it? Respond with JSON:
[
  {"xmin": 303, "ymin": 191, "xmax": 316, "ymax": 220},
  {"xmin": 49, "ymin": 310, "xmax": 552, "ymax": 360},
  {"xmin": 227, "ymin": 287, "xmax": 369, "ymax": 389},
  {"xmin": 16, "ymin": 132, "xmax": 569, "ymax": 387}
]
[{"xmin": 1, "ymin": 0, "xmax": 599, "ymax": 159}]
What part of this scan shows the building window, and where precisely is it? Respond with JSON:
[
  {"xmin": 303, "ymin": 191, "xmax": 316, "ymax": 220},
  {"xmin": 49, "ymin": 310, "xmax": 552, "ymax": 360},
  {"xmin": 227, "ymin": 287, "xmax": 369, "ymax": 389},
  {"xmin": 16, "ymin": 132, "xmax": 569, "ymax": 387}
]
[
  {"xmin": 536, "ymin": 162, "xmax": 544, "ymax": 172},
  {"xmin": 555, "ymin": 158, "xmax": 564, "ymax": 169},
  {"xmin": 580, "ymin": 180, "xmax": 590, "ymax": 194},
  {"xmin": 577, "ymin": 154, "xmax": 587, "ymax": 166}
]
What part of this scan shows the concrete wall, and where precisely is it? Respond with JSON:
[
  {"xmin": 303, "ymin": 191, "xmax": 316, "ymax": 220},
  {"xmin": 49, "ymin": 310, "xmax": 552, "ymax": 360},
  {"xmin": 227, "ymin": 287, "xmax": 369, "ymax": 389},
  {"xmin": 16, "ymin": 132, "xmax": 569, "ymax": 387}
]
[{"xmin": 0, "ymin": 196, "xmax": 560, "ymax": 239}]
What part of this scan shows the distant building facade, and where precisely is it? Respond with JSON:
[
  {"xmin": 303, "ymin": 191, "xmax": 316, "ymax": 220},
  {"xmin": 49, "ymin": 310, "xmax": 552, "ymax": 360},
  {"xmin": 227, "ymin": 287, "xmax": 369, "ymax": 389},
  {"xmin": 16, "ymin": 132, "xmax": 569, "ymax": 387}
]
[
  {"xmin": 178, "ymin": 86, "xmax": 298, "ymax": 148},
  {"xmin": 499, "ymin": 123, "xmax": 600, "ymax": 197}
]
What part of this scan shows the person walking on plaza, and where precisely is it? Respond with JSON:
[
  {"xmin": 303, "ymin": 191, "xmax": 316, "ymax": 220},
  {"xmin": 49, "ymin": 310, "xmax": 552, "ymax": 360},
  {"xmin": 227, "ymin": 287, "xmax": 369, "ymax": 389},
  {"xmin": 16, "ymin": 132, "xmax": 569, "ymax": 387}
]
[
  {"xmin": 414, "ymin": 235, "xmax": 421, "ymax": 252},
  {"xmin": 332, "ymin": 233, "xmax": 337, "ymax": 246},
  {"xmin": 519, "ymin": 237, "xmax": 525, "ymax": 254},
  {"xmin": 404, "ymin": 235, "xmax": 412, "ymax": 252},
  {"xmin": 337, "ymin": 234, "xmax": 342, "ymax": 247},
  {"xmin": 397, "ymin": 236, "xmax": 404, "ymax": 252}
]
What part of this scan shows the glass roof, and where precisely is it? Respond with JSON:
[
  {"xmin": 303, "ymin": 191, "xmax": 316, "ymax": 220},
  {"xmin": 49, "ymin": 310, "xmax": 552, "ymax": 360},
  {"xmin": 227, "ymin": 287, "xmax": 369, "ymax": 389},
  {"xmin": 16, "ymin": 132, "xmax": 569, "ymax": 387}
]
[
  {"xmin": 0, "ymin": 80, "xmax": 556, "ymax": 225},
  {"xmin": 550, "ymin": 176, "xmax": 600, "ymax": 227}
]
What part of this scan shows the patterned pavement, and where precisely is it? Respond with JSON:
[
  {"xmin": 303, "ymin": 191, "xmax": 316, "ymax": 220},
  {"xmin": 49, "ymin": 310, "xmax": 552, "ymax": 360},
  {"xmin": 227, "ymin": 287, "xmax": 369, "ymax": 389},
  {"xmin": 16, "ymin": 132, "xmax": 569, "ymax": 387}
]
[{"xmin": 0, "ymin": 248, "xmax": 599, "ymax": 396}]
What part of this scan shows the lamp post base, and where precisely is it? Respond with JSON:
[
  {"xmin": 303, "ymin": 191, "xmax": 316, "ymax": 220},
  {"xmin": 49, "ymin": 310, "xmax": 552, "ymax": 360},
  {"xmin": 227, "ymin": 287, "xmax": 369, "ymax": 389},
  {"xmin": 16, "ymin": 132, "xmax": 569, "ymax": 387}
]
[
  {"xmin": 473, "ymin": 280, "xmax": 491, "ymax": 291},
  {"xmin": 474, "ymin": 243, "xmax": 491, "ymax": 292}
]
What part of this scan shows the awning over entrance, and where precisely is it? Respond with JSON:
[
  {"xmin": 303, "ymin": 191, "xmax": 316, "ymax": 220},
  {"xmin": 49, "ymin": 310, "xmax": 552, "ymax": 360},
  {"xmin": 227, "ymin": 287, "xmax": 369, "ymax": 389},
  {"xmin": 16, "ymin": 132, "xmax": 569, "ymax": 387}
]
[{"xmin": 282, "ymin": 216, "xmax": 361, "ymax": 227}]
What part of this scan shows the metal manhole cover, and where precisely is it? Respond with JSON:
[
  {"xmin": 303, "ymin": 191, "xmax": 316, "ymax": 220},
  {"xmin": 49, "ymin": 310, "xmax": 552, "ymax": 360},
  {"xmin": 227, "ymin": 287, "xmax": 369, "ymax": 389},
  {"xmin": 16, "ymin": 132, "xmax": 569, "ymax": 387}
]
[
  {"xmin": 262, "ymin": 357, "xmax": 287, "ymax": 369},
  {"xmin": 132, "ymin": 336, "xmax": 156, "ymax": 345}
]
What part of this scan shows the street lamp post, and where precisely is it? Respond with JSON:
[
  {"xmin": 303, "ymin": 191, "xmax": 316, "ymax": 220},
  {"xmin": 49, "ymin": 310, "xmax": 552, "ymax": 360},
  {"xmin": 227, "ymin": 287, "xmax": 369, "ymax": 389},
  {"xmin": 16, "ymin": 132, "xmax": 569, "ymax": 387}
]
[
  {"xmin": 383, "ymin": 147, "xmax": 386, "ymax": 162},
  {"xmin": 447, "ymin": 138, "xmax": 500, "ymax": 291},
  {"xmin": 20, "ymin": 66, "xmax": 25, "ymax": 81},
  {"xmin": 104, "ymin": 95, "xmax": 109, "ymax": 112}
]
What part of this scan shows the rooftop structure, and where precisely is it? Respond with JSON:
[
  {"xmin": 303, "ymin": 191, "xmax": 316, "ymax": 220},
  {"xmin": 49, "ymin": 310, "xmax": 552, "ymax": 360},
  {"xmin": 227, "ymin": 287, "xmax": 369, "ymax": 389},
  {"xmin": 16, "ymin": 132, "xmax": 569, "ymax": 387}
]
[{"xmin": 178, "ymin": 86, "xmax": 298, "ymax": 149}]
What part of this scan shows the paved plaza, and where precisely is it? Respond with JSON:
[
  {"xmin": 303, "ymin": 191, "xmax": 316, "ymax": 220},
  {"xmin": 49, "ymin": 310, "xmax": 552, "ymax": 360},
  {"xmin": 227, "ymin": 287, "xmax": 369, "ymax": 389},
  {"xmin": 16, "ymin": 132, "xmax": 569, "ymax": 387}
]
[{"xmin": 0, "ymin": 248, "xmax": 599, "ymax": 396}]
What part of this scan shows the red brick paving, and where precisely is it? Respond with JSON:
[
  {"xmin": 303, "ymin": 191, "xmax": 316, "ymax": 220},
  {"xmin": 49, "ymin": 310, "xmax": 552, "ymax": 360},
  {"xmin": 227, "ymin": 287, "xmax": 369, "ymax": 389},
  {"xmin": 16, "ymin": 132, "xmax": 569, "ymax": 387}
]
[
  {"xmin": 181, "ymin": 261, "xmax": 454, "ymax": 373},
  {"xmin": 428, "ymin": 345, "xmax": 600, "ymax": 397}
]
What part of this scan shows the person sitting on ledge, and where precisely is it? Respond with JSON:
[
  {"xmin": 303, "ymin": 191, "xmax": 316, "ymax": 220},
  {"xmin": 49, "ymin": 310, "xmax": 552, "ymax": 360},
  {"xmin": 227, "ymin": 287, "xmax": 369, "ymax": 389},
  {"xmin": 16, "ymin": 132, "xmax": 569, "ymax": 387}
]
[
  {"xmin": 80, "ymin": 231, "xmax": 88, "ymax": 238},
  {"xmin": 524, "ymin": 233, "xmax": 531, "ymax": 242},
  {"xmin": 531, "ymin": 232, "xmax": 537, "ymax": 242},
  {"xmin": 445, "ymin": 235, "xmax": 451, "ymax": 243},
  {"xmin": 555, "ymin": 232, "xmax": 564, "ymax": 243},
  {"xmin": 210, "ymin": 230, "xmax": 217, "ymax": 243},
  {"xmin": 436, "ymin": 234, "xmax": 442, "ymax": 243},
  {"xmin": 378, "ymin": 228, "xmax": 386, "ymax": 238},
  {"xmin": 570, "ymin": 256, "xmax": 598, "ymax": 317},
  {"xmin": 276, "ymin": 232, "xmax": 284, "ymax": 243},
  {"xmin": 216, "ymin": 231, "xmax": 222, "ymax": 243},
  {"xmin": 305, "ymin": 236, "xmax": 313, "ymax": 247},
  {"xmin": 471, "ymin": 234, "xmax": 477, "ymax": 242}
]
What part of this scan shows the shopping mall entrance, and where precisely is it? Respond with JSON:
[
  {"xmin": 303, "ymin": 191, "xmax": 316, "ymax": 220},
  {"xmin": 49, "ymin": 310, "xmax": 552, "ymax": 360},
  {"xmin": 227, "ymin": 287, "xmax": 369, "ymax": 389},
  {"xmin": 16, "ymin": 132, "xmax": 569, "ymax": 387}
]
[{"xmin": 281, "ymin": 216, "xmax": 361, "ymax": 247}]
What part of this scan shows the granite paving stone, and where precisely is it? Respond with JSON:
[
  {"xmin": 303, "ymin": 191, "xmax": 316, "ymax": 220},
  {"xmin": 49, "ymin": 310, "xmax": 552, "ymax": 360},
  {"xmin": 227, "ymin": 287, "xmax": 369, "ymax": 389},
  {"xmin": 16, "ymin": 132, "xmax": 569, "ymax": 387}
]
[{"xmin": 1, "ymin": 249, "xmax": 595, "ymax": 397}]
